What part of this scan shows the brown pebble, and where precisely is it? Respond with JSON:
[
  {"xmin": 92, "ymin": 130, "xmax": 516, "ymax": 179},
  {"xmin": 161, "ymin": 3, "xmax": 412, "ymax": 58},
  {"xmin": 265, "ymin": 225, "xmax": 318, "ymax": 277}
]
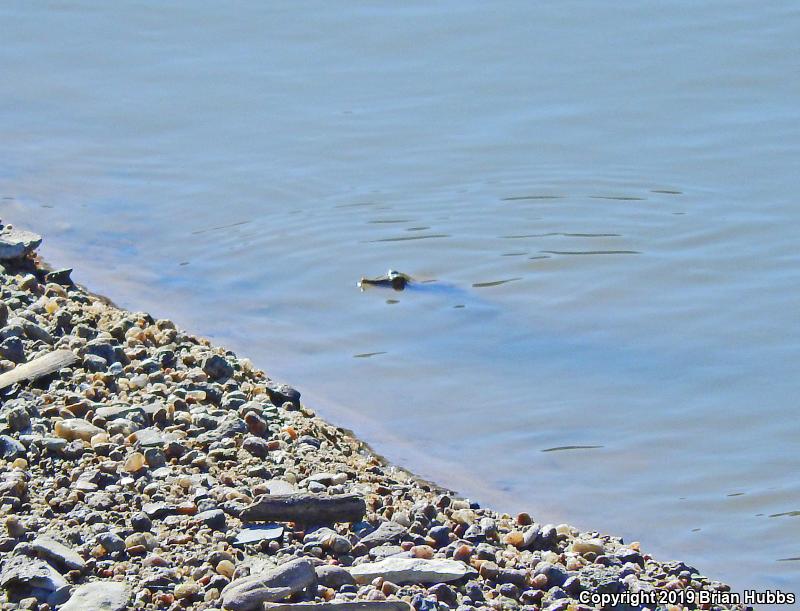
[
  {"xmin": 504, "ymin": 531, "xmax": 525, "ymax": 548},
  {"xmin": 174, "ymin": 581, "xmax": 200, "ymax": 600},
  {"xmin": 453, "ymin": 544, "xmax": 472, "ymax": 562},
  {"xmin": 411, "ymin": 545, "xmax": 435, "ymax": 559},
  {"xmin": 516, "ymin": 512, "xmax": 532, "ymax": 526},
  {"xmin": 381, "ymin": 581, "xmax": 400, "ymax": 596},
  {"xmin": 216, "ymin": 560, "xmax": 235, "ymax": 579},
  {"xmin": 530, "ymin": 573, "xmax": 548, "ymax": 589}
]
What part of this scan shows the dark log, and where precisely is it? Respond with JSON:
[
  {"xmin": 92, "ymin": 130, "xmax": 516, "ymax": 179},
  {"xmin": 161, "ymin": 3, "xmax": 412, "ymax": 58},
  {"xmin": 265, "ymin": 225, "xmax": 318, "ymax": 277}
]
[{"xmin": 240, "ymin": 493, "xmax": 366, "ymax": 524}]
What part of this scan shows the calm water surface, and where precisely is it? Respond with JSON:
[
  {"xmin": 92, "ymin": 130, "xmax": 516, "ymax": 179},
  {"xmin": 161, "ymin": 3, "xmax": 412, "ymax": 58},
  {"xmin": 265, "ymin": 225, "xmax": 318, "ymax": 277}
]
[{"xmin": 2, "ymin": 1, "xmax": 799, "ymax": 599}]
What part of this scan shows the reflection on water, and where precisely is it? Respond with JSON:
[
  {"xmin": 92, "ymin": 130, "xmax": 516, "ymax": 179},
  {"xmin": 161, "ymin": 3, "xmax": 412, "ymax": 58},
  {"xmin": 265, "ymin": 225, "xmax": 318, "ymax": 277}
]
[{"xmin": 1, "ymin": 0, "xmax": 799, "ymax": 601}]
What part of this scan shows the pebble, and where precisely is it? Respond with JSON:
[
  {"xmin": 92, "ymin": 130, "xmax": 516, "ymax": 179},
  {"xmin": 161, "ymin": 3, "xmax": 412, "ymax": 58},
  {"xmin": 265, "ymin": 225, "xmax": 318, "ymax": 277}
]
[{"xmin": 54, "ymin": 419, "xmax": 102, "ymax": 442}]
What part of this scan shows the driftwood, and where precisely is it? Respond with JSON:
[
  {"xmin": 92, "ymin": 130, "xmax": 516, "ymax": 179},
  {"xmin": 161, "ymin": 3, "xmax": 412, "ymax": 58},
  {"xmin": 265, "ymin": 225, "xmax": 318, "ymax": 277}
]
[
  {"xmin": 0, "ymin": 349, "xmax": 76, "ymax": 390},
  {"xmin": 240, "ymin": 493, "xmax": 366, "ymax": 524},
  {"xmin": 266, "ymin": 603, "xmax": 411, "ymax": 611}
]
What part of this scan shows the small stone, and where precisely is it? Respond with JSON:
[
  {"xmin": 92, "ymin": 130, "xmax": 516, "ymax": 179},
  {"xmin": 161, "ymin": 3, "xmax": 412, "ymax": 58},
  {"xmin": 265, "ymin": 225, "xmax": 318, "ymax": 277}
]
[
  {"xmin": 6, "ymin": 516, "xmax": 26, "ymax": 538},
  {"xmin": 123, "ymin": 452, "xmax": 146, "ymax": 473},
  {"xmin": 504, "ymin": 531, "xmax": 524, "ymax": 548},
  {"xmin": 197, "ymin": 509, "xmax": 227, "ymax": 531},
  {"xmin": 44, "ymin": 268, "xmax": 73, "ymax": 286},
  {"xmin": 97, "ymin": 532, "xmax": 126, "ymax": 553},
  {"xmin": 427, "ymin": 525, "xmax": 450, "ymax": 548},
  {"xmin": 131, "ymin": 512, "xmax": 152, "ymax": 532},
  {"xmin": 7, "ymin": 407, "xmax": 31, "ymax": 432},
  {"xmin": 360, "ymin": 521, "xmax": 407, "ymax": 548},
  {"xmin": 0, "ymin": 435, "xmax": 25, "ymax": 460},
  {"xmin": 315, "ymin": 564, "xmax": 357, "ymax": 589},
  {"xmin": 571, "ymin": 538, "xmax": 605, "ymax": 556},
  {"xmin": 125, "ymin": 532, "xmax": 157, "ymax": 552},
  {"xmin": 453, "ymin": 544, "xmax": 472, "ymax": 562},
  {"xmin": 202, "ymin": 354, "xmax": 234, "ymax": 380},
  {"xmin": 242, "ymin": 436, "xmax": 270, "ymax": 458},
  {"xmin": 174, "ymin": 581, "xmax": 200, "ymax": 600},
  {"xmin": 54, "ymin": 419, "xmax": 102, "ymax": 442},
  {"xmin": 216, "ymin": 560, "xmax": 235, "ymax": 579},
  {"xmin": 0, "ymin": 337, "xmax": 25, "ymax": 363}
]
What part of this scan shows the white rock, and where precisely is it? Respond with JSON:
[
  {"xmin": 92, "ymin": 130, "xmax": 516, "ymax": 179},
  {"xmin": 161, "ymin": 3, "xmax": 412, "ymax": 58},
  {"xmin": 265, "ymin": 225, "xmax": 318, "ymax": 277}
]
[
  {"xmin": 0, "ymin": 226, "xmax": 41, "ymax": 260},
  {"xmin": 348, "ymin": 557, "xmax": 470, "ymax": 585},
  {"xmin": 60, "ymin": 581, "xmax": 131, "ymax": 611},
  {"xmin": 570, "ymin": 538, "xmax": 605, "ymax": 555}
]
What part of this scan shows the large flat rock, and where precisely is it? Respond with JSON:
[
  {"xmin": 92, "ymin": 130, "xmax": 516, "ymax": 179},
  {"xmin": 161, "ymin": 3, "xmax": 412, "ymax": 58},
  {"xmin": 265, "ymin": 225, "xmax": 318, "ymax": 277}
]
[
  {"xmin": 348, "ymin": 557, "xmax": 471, "ymax": 585},
  {"xmin": 221, "ymin": 557, "xmax": 317, "ymax": 611},
  {"xmin": 0, "ymin": 226, "xmax": 41, "ymax": 260},
  {"xmin": 60, "ymin": 581, "xmax": 131, "ymax": 611},
  {"xmin": 31, "ymin": 535, "xmax": 86, "ymax": 571}
]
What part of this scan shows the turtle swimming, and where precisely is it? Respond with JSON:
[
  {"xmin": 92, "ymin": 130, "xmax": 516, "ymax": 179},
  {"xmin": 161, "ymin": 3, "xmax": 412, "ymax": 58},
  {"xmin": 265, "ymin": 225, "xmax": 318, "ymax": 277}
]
[{"xmin": 358, "ymin": 269, "xmax": 412, "ymax": 291}]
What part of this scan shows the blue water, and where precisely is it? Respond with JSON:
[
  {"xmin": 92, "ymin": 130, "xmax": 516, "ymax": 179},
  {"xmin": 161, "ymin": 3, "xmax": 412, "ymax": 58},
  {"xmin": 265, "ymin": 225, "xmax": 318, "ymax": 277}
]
[{"xmin": 1, "ymin": 1, "xmax": 799, "ymax": 600}]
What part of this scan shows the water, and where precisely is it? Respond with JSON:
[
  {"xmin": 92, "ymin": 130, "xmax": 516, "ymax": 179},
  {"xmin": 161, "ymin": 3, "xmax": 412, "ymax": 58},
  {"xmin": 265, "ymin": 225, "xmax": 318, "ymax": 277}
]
[{"xmin": 2, "ymin": 0, "xmax": 799, "ymax": 599}]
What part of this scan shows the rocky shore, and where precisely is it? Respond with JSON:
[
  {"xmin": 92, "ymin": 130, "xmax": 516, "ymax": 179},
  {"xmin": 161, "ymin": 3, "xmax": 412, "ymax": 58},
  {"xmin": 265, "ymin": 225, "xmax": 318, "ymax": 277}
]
[{"xmin": 0, "ymin": 223, "xmax": 746, "ymax": 611}]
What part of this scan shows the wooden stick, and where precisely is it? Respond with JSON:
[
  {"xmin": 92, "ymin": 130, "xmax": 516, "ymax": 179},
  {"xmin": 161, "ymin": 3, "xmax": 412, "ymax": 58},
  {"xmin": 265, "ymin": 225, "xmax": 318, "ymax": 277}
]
[{"xmin": 0, "ymin": 349, "xmax": 76, "ymax": 390}]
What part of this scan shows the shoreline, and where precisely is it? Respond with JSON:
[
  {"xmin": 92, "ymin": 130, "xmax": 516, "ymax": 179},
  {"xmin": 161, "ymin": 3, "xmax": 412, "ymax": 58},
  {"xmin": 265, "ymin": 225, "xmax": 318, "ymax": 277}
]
[{"xmin": 0, "ymin": 224, "xmax": 746, "ymax": 611}]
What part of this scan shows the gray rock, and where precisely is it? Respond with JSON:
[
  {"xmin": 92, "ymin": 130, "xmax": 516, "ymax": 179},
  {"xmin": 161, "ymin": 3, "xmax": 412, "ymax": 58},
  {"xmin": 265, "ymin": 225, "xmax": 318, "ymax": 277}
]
[
  {"xmin": 94, "ymin": 404, "xmax": 145, "ymax": 421},
  {"xmin": 533, "ymin": 562, "xmax": 568, "ymax": 587},
  {"xmin": 142, "ymin": 502, "xmax": 174, "ymax": 520},
  {"xmin": 6, "ymin": 407, "xmax": 31, "ymax": 432},
  {"xmin": 0, "ymin": 337, "xmax": 25, "ymax": 363},
  {"xmin": 369, "ymin": 545, "xmax": 409, "ymax": 562},
  {"xmin": 368, "ymin": 545, "xmax": 404, "ymax": 561},
  {"xmin": 143, "ymin": 447, "xmax": 166, "ymax": 469},
  {"xmin": 45, "ymin": 268, "xmax": 73, "ymax": 286},
  {"xmin": 132, "ymin": 427, "xmax": 169, "ymax": 448},
  {"xmin": 96, "ymin": 532, "xmax": 126, "ymax": 553},
  {"xmin": 197, "ymin": 509, "xmax": 227, "ymax": 531},
  {"xmin": 360, "ymin": 521, "xmax": 407, "ymax": 548},
  {"xmin": 0, "ymin": 435, "xmax": 26, "ymax": 460},
  {"xmin": 0, "ymin": 555, "xmax": 67, "ymax": 601},
  {"xmin": 30, "ymin": 536, "xmax": 86, "ymax": 571},
  {"xmin": 314, "ymin": 564, "xmax": 357, "ymax": 589},
  {"xmin": 21, "ymin": 321, "xmax": 53, "ymax": 345},
  {"xmin": 264, "ymin": 479, "xmax": 298, "ymax": 495},
  {"xmin": 348, "ymin": 558, "xmax": 471, "ymax": 585},
  {"xmin": 198, "ymin": 414, "xmax": 246, "ymax": 444},
  {"xmin": 83, "ymin": 354, "xmax": 108, "ymax": 372},
  {"xmin": 221, "ymin": 557, "xmax": 317, "ymax": 611},
  {"xmin": 202, "ymin": 354, "xmax": 234, "ymax": 380},
  {"xmin": 303, "ymin": 527, "xmax": 351, "ymax": 553},
  {"xmin": 59, "ymin": 581, "xmax": 130, "ymax": 611},
  {"xmin": 264, "ymin": 382, "xmax": 300, "ymax": 407},
  {"xmin": 0, "ymin": 226, "xmax": 42, "ymax": 260}
]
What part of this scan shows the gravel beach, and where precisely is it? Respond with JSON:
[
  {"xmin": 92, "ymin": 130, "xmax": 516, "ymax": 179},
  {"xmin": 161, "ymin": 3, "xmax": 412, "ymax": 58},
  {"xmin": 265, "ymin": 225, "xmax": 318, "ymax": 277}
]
[{"xmin": 0, "ymin": 223, "xmax": 747, "ymax": 611}]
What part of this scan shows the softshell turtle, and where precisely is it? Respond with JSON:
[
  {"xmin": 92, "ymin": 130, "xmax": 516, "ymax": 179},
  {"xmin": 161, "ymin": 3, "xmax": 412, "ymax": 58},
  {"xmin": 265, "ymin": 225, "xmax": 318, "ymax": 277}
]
[{"xmin": 358, "ymin": 270, "xmax": 412, "ymax": 291}]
